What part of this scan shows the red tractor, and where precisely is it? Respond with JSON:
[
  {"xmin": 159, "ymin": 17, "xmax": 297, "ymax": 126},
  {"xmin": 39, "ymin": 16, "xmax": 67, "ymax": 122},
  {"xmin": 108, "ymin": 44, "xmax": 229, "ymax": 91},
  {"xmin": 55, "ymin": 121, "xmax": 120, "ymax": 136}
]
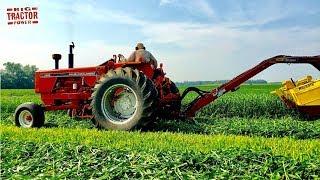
[{"xmin": 14, "ymin": 43, "xmax": 320, "ymax": 130}]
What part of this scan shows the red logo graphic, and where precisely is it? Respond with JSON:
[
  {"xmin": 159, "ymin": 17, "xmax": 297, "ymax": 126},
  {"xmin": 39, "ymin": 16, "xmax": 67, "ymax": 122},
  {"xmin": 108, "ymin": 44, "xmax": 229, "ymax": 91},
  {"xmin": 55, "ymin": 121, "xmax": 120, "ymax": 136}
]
[{"xmin": 7, "ymin": 7, "xmax": 38, "ymax": 25}]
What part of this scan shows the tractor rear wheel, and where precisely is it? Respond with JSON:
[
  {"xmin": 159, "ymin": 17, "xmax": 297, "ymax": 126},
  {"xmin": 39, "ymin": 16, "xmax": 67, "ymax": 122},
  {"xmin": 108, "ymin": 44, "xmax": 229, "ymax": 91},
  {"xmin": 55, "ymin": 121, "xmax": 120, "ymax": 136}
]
[
  {"xmin": 14, "ymin": 103, "xmax": 45, "ymax": 128},
  {"xmin": 91, "ymin": 67, "xmax": 157, "ymax": 130}
]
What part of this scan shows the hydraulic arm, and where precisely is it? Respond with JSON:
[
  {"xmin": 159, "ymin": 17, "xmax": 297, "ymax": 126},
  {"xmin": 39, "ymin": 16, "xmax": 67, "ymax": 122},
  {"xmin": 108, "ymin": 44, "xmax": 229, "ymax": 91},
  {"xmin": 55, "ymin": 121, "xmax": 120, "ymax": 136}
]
[{"xmin": 182, "ymin": 55, "xmax": 320, "ymax": 117}]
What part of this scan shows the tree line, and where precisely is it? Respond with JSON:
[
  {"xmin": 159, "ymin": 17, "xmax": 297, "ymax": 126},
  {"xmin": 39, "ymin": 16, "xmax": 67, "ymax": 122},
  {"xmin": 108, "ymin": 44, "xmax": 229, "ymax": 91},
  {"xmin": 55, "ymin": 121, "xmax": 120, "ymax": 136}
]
[{"xmin": 1, "ymin": 62, "xmax": 38, "ymax": 89}]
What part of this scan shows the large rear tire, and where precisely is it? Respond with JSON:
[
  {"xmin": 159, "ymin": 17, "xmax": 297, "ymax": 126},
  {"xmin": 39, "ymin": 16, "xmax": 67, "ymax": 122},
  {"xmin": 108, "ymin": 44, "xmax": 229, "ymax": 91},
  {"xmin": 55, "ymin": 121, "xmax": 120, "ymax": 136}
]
[{"xmin": 91, "ymin": 67, "xmax": 157, "ymax": 130}]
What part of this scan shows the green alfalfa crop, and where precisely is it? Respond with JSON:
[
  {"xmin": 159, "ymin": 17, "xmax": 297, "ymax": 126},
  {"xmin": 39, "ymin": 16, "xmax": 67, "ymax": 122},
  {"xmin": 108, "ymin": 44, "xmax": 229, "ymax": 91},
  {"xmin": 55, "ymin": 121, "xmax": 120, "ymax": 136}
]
[
  {"xmin": 1, "ymin": 139, "xmax": 319, "ymax": 179},
  {"xmin": 151, "ymin": 117, "xmax": 320, "ymax": 139},
  {"xmin": 2, "ymin": 125, "xmax": 320, "ymax": 160},
  {"xmin": 197, "ymin": 94, "xmax": 296, "ymax": 118}
]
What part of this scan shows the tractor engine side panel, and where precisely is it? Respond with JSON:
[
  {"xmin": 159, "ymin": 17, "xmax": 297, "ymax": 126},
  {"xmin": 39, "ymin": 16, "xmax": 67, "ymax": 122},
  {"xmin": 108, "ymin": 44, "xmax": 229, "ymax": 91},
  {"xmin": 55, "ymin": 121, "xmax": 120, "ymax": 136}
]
[{"xmin": 35, "ymin": 66, "xmax": 107, "ymax": 109}]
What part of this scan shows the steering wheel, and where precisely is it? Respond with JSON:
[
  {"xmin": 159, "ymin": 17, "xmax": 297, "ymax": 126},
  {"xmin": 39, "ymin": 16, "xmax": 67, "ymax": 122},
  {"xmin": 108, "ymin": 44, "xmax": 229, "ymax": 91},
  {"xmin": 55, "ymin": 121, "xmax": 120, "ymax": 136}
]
[{"xmin": 118, "ymin": 54, "xmax": 126, "ymax": 62}]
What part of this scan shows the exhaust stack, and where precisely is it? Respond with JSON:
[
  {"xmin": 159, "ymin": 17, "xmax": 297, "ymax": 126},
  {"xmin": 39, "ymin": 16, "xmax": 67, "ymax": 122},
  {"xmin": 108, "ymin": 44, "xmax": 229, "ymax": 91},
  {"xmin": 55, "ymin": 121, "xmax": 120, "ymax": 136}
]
[
  {"xmin": 69, "ymin": 42, "xmax": 75, "ymax": 68},
  {"xmin": 52, "ymin": 54, "xmax": 62, "ymax": 69}
]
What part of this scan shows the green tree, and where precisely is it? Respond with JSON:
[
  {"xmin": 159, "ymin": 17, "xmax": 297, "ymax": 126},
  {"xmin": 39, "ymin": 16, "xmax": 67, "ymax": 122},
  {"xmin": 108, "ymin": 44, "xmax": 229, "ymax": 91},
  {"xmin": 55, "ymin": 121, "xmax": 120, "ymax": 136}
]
[{"xmin": 1, "ymin": 62, "xmax": 38, "ymax": 89}]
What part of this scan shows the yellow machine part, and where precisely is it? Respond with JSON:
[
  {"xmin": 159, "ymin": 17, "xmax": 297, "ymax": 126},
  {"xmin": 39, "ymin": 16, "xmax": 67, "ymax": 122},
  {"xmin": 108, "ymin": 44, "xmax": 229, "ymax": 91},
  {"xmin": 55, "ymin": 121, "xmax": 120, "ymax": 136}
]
[{"xmin": 272, "ymin": 75, "xmax": 320, "ymax": 106}]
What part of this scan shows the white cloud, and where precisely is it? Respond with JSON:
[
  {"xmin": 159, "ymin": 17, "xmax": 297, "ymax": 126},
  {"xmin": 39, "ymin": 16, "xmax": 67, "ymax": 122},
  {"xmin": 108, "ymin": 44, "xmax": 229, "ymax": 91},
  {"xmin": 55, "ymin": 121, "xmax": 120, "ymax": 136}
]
[
  {"xmin": 160, "ymin": 0, "xmax": 176, "ymax": 6},
  {"xmin": 191, "ymin": 0, "xmax": 215, "ymax": 18},
  {"xmin": 71, "ymin": 2, "xmax": 146, "ymax": 26},
  {"xmin": 160, "ymin": 0, "xmax": 215, "ymax": 18}
]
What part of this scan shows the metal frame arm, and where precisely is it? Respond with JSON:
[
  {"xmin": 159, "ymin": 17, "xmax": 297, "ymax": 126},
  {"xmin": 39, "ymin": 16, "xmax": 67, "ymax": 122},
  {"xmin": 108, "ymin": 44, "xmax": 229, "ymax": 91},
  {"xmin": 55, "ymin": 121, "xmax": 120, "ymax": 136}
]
[{"xmin": 183, "ymin": 55, "xmax": 320, "ymax": 117}]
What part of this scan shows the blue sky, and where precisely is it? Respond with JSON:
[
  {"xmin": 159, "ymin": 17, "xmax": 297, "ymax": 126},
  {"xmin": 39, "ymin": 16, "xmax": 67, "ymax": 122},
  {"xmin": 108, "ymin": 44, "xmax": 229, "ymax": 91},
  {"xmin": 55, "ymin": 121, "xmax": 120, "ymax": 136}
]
[{"xmin": 0, "ymin": 0, "xmax": 319, "ymax": 82}]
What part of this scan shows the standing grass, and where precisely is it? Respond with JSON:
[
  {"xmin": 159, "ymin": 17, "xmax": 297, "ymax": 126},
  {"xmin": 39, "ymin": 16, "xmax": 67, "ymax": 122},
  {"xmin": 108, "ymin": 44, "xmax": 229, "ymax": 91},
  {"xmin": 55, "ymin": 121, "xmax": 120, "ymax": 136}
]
[
  {"xmin": 1, "ymin": 125, "xmax": 320, "ymax": 179},
  {"xmin": 2, "ymin": 125, "xmax": 320, "ymax": 160}
]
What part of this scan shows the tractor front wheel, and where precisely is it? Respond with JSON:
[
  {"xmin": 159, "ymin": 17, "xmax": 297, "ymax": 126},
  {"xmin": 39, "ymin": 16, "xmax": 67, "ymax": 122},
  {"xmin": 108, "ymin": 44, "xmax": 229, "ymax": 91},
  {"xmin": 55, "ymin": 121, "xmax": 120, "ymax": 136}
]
[
  {"xmin": 91, "ymin": 67, "xmax": 157, "ymax": 130},
  {"xmin": 14, "ymin": 103, "xmax": 45, "ymax": 128}
]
